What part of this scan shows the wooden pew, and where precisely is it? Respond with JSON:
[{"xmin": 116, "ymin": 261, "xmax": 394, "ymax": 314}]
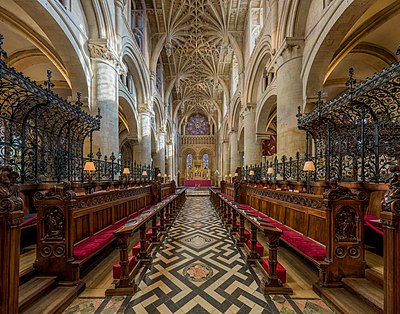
[
  {"xmin": 32, "ymin": 183, "xmax": 176, "ymax": 282},
  {"xmin": 219, "ymin": 180, "xmax": 369, "ymax": 289}
]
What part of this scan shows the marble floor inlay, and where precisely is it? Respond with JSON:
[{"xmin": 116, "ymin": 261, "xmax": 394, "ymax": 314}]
[{"xmin": 64, "ymin": 195, "xmax": 334, "ymax": 314}]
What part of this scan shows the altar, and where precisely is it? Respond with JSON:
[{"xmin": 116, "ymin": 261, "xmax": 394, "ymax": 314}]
[{"xmin": 184, "ymin": 179, "xmax": 212, "ymax": 187}]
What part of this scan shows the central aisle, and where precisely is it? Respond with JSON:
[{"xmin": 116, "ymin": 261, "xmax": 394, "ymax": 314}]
[{"xmin": 128, "ymin": 196, "xmax": 273, "ymax": 313}]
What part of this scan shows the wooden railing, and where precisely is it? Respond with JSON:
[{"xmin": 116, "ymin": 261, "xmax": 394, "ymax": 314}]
[
  {"xmin": 210, "ymin": 188, "xmax": 292, "ymax": 294},
  {"xmin": 108, "ymin": 189, "xmax": 186, "ymax": 295}
]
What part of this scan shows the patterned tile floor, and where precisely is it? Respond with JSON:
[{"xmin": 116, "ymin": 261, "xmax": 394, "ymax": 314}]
[{"xmin": 65, "ymin": 196, "xmax": 334, "ymax": 314}]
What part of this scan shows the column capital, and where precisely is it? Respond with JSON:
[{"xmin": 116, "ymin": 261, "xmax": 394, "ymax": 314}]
[
  {"xmin": 114, "ymin": 0, "xmax": 126, "ymax": 9},
  {"xmin": 276, "ymin": 37, "xmax": 304, "ymax": 66},
  {"xmin": 88, "ymin": 39, "xmax": 119, "ymax": 66}
]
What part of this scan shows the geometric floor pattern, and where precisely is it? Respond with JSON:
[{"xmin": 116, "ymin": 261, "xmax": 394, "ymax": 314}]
[{"xmin": 64, "ymin": 196, "xmax": 333, "ymax": 314}]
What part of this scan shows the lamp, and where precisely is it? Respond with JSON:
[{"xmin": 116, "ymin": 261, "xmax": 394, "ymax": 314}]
[
  {"xmin": 229, "ymin": 173, "xmax": 232, "ymax": 183},
  {"xmin": 123, "ymin": 168, "xmax": 130, "ymax": 188},
  {"xmin": 303, "ymin": 161, "xmax": 315, "ymax": 194},
  {"xmin": 142, "ymin": 170, "xmax": 148, "ymax": 181},
  {"xmin": 249, "ymin": 170, "xmax": 255, "ymax": 176},
  {"xmin": 267, "ymin": 167, "xmax": 274, "ymax": 183},
  {"xmin": 84, "ymin": 161, "xmax": 96, "ymax": 194},
  {"xmin": 234, "ymin": 172, "xmax": 238, "ymax": 182},
  {"xmin": 84, "ymin": 161, "xmax": 96, "ymax": 172}
]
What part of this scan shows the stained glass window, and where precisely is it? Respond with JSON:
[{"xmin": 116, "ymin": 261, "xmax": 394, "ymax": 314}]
[
  {"xmin": 186, "ymin": 154, "xmax": 193, "ymax": 170},
  {"xmin": 186, "ymin": 114, "xmax": 210, "ymax": 135},
  {"xmin": 202, "ymin": 154, "xmax": 209, "ymax": 169}
]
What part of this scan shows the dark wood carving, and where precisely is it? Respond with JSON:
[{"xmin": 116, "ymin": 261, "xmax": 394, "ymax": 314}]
[
  {"xmin": 380, "ymin": 167, "xmax": 400, "ymax": 314},
  {"xmin": 0, "ymin": 166, "xmax": 24, "ymax": 314},
  {"xmin": 335, "ymin": 207, "xmax": 357, "ymax": 242}
]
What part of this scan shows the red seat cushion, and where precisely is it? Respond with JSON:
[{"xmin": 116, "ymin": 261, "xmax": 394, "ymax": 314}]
[
  {"xmin": 244, "ymin": 229, "xmax": 251, "ymax": 241},
  {"xmin": 113, "ymin": 255, "xmax": 137, "ymax": 279},
  {"xmin": 146, "ymin": 229, "xmax": 153, "ymax": 241},
  {"xmin": 262, "ymin": 258, "xmax": 286, "ymax": 283},
  {"xmin": 132, "ymin": 241, "xmax": 141, "ymax": 256},
  {"xmin": 247, "ymin": 239, "xmax": 264, "ymax": 257}
]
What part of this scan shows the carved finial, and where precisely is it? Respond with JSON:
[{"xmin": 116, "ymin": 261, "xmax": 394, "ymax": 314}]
[
  {"xmin": 317, "ymin": 91, "xmax": 323, "ymax": 115},
  {"xmin": 0, "ymin": 33, "xmax": 8, "ymax": 61},
  {"xmin": 96, "ymin": 108, "xmax": 102, "ymax": 120},
  {"xmin": 346, "ymin": 67, "xmax": 356, "ymax": 92},
  {"xmin": 76, "ymin": 92, "xmax": 82, "ymax": 108},
  {"xmin": 44, "ymin": 70, "xmax": 55, "ymax": 91},
  {"xmin": 296, "ymin": 106, "xmax": 302, "ymax": 119}
]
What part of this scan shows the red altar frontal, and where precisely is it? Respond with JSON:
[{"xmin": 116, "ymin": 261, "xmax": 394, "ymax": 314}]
[{"xmin": 184, "ymin": 179, "xmax": 212, "ymax": 187}]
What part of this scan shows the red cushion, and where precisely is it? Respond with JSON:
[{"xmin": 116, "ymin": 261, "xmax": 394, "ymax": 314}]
[
  {"xmin": 247, "ymin": 239, "xmax": 264, "ymax": 257},
  {"xmin": 132, "ymin": 241, "xmax": 141, "ymax": 256},
  {"xmin": 365, "ymin": 215, "xmax": 382, "ymax": 228},
  {"xmin": 113, "ymin": 255, "xmax": 137, "ymax": 279},
  {"xmin": 244, "ymin": 229, "xmax": 251, "ymax": 241},
  {"xmin": 262, "ymin": 258, "xmax": 286, "ymax": 283},
  {"xmin": 146, "ymin": 229, "xmax": 153, "ymax": 241}
]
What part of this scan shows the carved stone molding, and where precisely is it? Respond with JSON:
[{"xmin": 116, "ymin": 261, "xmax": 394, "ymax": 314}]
[{"xmin": 88, "ymin": 39, "xmax": 119, "ymax": 65}]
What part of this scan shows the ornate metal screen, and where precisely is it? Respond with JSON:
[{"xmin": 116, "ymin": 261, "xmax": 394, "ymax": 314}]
[
  {"xmin": 298, "ymin": 55, "xmax": 400, "ymax": 183},
  {"xmin": 0, "ymin": 34, "xmax": 101, "ymax": 183}
]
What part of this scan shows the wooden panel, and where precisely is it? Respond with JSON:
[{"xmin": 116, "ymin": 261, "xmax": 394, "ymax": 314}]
[
  {"xmin": 307, "ymin": 215, "xmax": 327, "ymax": 245},
  {"xmin": 285, "ymin": 207, "xmax": 307, "ymax": 235}
]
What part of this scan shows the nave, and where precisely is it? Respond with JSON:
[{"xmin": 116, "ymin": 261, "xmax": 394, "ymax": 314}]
[{"xmin": 64, "ymin": 194, "xmax": 333, "ymax": 314}]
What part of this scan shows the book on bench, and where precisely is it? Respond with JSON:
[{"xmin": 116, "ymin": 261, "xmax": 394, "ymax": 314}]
[{"xmin": 256, "ymin": 217, "xmax": 270, "ymax": 223}]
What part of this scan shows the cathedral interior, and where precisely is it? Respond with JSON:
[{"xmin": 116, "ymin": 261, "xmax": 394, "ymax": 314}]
[{"xmin": 0, "ymin": 0, "xmax": 400, "ymax": 313}]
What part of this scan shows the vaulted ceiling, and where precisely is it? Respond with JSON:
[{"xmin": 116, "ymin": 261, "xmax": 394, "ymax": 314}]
[{"xmin": 145, "ymin": 0, "xmax": 250, "ymax": 121}]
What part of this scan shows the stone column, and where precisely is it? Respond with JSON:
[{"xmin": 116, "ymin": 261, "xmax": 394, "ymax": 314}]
[
  {"xmin": 222, "ymin": 141, "xmax": 230, "ymax": 179},
  {"xmin": 88, "ymin": 39, "xmax": 119, "ymax": 158},
  {"xmin": 243, "ymin": 106, "xmax": 262, "ymax": 166},
  {"xmin": 229, "ymin": 130, "xmax": 241, "ymax": 173},
  {"xmin": 157, "ymin": 131, "xmax": 166, "ymax": 175},
  {"xmin": 166, "ymin": 142, "xmax": 173, "ymax": 179},
  {"xmin": 115, "ymin": 0, "xmax": 125, "ymax": 50},
  {"xmin": 132, "ymin": 143, "xmax": 141, "ymax": 163},
  {"xmin": 139, "ymin": 109, "xmax": 152, "ymax": 165},
  {"xmin": 276, "ymin": 38, "xmax": 305, "ymax": 158}
]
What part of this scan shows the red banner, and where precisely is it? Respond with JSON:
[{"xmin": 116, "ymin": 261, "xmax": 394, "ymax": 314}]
[{"xmin": 262, "ymin": 135, "xmax": 277, "ymax": 156}]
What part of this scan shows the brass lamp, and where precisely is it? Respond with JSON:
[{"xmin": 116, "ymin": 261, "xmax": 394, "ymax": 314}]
[
  {"xmin": 142, "ymin": 170, "xmax": 148, "ymax": 181},
  {"xmin": 303, "ymin": 161, "xmax": 315, "ymax": 194},
  {"xmin": 267, "ymin": 167, "xmax": 274, "ymax": 183},
  {"xmin": 249, "ymin": 169, "xmax": 255, "ymax": 181},
  {"xmin": 123, "ymin": 167, "xmax": 130, "ymax": 187},
  {"xmin": 84, "ymin": 161, "xmax": 96, "ymax": 194},
  {"xmin": 157, "ymin": 172, "xmax": 162, "ymax": 183},
  {"xmin": 228, "ymin": 173, "xmax": 232, "ymax": 183}
]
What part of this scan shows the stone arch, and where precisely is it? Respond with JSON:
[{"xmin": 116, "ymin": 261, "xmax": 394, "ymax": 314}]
[
  {"xmin": 1, "ymin": 1, "xmax": 94, "ymax": 97},
  {"xmin": 121, "ymin": 38, "xmax": 150, "ymax": 107},
  {"xmin": 243, "ymin": 36, "xmax": 273, "ymax": 104},
  {"xmin": 256, "ymin": 92, "xmax": 277, "ymax": 135},
  {"xmin": 301, "ymin": 0, "xmax": 379, "ymax": 106},
  {"xmin": 230, "ymin": 95, "xmax": 242, "ymax": 132}
]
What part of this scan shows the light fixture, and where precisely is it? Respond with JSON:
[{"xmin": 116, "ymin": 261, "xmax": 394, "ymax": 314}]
[
  {"xmin": 84, "ymin": 161, "xmax": 96, "ymax": 172},
  {"xmin": 84, "ymin": 161, "xmax": 96, "ymax": 194},
  {"xmin": 303, "ymin": 161, "xmax": 316, "ymax": 172},
  {"xmin": 123, "ymin": 167, "xmax": 130, "ymax": 175},
  {"xmin": 157, "ymin": 173, "xmax": 161, "ymax": 177},
  {"xmin": 303, "ymin": 161, "xmax": 315, "ymax": 194},
  {"xmin": 234, "ymin": 172, "xmax": 238, "ymax": 177},
  {"xmin": 142, "ymin": 170, "xmax": 148, "ymax": 177},
  {"xmin": 249, "ymin": 170, "xmax": 255, "ymax": 176},
  {"xmin": 267, "ymin": 167, "xmax": 274, "ymax": 175}
]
